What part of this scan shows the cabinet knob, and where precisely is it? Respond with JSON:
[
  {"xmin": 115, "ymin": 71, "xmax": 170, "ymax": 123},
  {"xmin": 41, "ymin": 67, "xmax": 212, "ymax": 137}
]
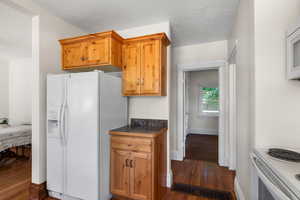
[
  {"xmin": 137, "ymin": 79, "xmax": 140, "ymax": 86},
  {"xmin": 81, "ymin": 57, "xmax": 85, "ymax": 61}
]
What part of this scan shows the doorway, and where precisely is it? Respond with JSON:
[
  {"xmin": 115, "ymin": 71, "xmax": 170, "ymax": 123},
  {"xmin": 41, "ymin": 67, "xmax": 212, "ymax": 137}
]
[
  {"xmin": 0, "ymin": 2, "xmax": 34, "ymax": 199},
  {"xmin": 177, "ymin": 60, "xmax": 237, "ymax": 169},
  {"xmin": 172, "ymin": 60, "xmax": 237, "ymax": 199},
  {"xmin": 184, "ymin": 69, "xmax": 219, "ymax": 163}
]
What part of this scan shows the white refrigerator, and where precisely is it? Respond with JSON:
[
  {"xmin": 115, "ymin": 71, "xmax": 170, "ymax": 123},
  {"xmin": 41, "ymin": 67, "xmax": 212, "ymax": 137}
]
[{"xmin": 46, "ymin": 71, "xmax": 127, "ymax": 200}]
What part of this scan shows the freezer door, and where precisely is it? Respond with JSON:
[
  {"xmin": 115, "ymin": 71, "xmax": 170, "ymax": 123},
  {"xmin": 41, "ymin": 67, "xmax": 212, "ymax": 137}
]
[
  {"xmin": 46, "ymin": 74, "xmax": 68, "ymax": 193},
  {"xmin": 66, "ymin": 72, "xmax": 99, "ymax": 200}
]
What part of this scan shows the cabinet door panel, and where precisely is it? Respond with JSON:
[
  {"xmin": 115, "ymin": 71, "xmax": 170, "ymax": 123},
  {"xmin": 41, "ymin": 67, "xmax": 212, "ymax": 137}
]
[
  {"xmin": 130, "ymin": 152, "xmax": 152, "ymax": 200},
  {"xmin": 111, "ymin": 149, "xmax": 130, "ymax": 197},
  {"xmin": 122, "ymin": 43, "xmax": 141, "ymax": 95},
  {"xmin": 85, "ymin": 38, "xmax": 109, "ymax": 65},
  {"xmin": 140, "ymin": 40, "xmax": 161, "ymax": 95},
  {"xmin": 62, "ymin": 43, "xmax": 85, "ymax": 68}
]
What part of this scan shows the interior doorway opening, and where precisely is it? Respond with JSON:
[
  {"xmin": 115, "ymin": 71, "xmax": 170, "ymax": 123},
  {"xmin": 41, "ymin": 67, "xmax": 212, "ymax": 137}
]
[
  {"xmin": 0, "ymin": 1, "xmax": 36, "ymax": 199},
  {"xmin": 184, "ymin": 69, "xmax": 219, "ymax": 163},
  {"xmin": 177, "ymin": 60, "xmax": 237, "ymax": 170},
  {"xmin": 173, "ymin": 60, "xmax": 237, "ymax": 198}
]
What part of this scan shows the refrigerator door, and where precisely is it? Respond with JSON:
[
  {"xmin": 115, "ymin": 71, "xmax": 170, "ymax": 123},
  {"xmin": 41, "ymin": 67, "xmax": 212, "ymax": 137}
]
[
  {"xmin": 65, "ymin": 72, "xmax": 99, "ymax": 200},
  {"xmin": 47, "ymin": 74, "xmax": 68, "ymax": 194}
]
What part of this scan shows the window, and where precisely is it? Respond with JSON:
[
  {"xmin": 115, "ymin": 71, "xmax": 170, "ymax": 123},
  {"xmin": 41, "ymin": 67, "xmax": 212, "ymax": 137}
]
[{"xmin": 200, "ymin": 87, "xmax": 219, "ymax": 116}]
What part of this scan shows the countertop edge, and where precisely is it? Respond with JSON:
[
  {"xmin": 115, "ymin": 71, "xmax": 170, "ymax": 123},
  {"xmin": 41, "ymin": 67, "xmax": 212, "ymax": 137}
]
[{"xmin": 109, "ymin": 128, "xmax": 167, "ymax": 138}]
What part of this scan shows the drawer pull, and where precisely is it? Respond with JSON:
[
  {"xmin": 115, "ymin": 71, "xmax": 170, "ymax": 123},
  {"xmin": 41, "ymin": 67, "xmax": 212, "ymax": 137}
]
[
  {"xmin": 125, "ymin": 159, "xmax": 130, "ymax": 167},
  {"xmin": 130, "ymin": 160, "xmax": 134, "ymax": 168}
]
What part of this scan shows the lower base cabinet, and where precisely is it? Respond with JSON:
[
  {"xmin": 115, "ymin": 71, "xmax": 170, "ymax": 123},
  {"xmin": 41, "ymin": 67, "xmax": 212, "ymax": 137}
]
[{"xmin": 109, "ymin": 130, "xmax": 167, "ymax": 200}]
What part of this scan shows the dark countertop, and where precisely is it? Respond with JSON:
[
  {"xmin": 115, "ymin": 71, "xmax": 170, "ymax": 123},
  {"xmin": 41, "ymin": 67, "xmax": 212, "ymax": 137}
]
[
  {"xmin": 109, "ymin": 119, "xmax": 168, "ymax": 137},
  {"xmin": 110, "ymin": 125, "xmax": 164, "ymax": 134}
]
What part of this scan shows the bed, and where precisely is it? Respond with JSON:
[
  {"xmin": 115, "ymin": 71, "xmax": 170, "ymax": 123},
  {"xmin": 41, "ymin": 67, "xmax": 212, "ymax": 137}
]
[{"xmin": 0, "ymin": 124, "xmax": 32, "ymax": 153}]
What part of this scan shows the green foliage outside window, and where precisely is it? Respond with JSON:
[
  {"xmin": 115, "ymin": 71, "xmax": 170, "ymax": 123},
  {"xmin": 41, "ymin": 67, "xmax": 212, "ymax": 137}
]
[{"xmin": 202, "ymin": 87, "xmax": 219, "ymax": 112}]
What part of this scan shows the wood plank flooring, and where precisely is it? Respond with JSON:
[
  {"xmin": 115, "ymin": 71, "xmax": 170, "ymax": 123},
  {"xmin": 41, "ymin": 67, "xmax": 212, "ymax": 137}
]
[
  {"xmin": 0, "ymin": 158, "xmax": 31, "ymax": 200},
  {"xmin": 1, "ymin": 152, "xmax": 236, "ymax": 200},
  {"xmin": 171, "ymin": 159, "xmax": 236, "ymax": 199},
  {"xmin": 185, "ymin": 134, "xmax": 218, "ymax": 163}
]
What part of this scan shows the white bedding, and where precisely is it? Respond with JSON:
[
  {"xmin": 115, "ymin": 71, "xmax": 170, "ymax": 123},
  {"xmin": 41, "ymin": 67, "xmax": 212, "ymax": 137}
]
[{"xmin": 0, "ymin": 125, "xmax": 31, "ymax": 152}]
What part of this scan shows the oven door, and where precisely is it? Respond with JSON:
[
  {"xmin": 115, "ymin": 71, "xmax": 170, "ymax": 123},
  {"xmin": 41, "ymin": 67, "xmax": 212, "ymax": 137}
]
[{"xmin": 251, "ymin": 154, "xmax": 300, "ymax": 200}]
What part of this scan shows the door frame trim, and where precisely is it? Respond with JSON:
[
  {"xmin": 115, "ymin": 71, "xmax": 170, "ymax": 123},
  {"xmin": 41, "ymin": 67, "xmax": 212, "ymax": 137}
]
[{"xmin": 176, "ymin": 60, "xmax": 236, "ymax": 168}]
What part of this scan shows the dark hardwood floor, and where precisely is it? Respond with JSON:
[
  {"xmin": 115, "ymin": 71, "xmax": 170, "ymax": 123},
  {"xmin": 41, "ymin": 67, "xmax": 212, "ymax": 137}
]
[
  {"xmin": 185, "ymin": 134, "xmax": 218, "ymax": 163},
  {"xmin": 2, "ymin": 145, "xmax": 235, "ymax": 200},
  {"xmin": 171, "ymin": 159, "xmax": 236, "ymax": 199},
  {"xmin": 0, "ymin": 157, "xmax": 31, "ymax": 200}
]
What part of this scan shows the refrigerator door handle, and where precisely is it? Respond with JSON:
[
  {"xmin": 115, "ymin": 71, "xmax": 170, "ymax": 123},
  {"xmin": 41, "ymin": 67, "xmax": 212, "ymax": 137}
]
[
  {"xmin": 61, "ymin": 103, "xmax": 66, "ymax": 145},
  {"xmin": 60, "ymin": 78, "xmax": 68, "ymax": 146},
  {"xmin": 58, "ymin": 103, "xmax": 64, "ymax": 143}
]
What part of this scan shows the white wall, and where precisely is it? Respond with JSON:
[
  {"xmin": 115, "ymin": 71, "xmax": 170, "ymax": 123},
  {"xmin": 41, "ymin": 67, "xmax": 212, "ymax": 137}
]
[
  {"xmin": 171, "ymin": 40, "xmax": 227, "ymax": 151},
  {"xmin": 187, "ymin": 70, "xmax": 219, "ymax": 134},
  {"xmin": 230, "ymin": 0, "xmax": 300, "ymax": 199},
  {"xmin": 9, "ymin": 58, "xmax": 33, "ymax": 125},
  {"xmin": 0, "ymin": 61, "xmax": 9, "ymax": 119},
  {"xmin": 254, "ymin": 0, "xmax": 300, "ymax": 149},
  {"xmin": 228, "ymin": 0, "xmax": 254, "ymax": 199},
  {"xmin": 9, "ymin": 0, "xmax": 87, "ymax": 184}
]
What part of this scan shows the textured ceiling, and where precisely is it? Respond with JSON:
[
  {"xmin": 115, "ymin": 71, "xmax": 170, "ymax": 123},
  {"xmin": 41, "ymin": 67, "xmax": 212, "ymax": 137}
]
[
  {"xmin": 31, "ymin": 0, "xmax": 239, "ymax": 46},
  {"xmin": 0, "ymin": 3, "xmax": 32, "ymax": 61}
]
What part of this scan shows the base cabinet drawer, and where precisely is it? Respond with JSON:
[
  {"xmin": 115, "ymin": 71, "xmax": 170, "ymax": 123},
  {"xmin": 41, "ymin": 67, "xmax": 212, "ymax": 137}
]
[{"xmin": 111, "ymin": 136, "xmax": 152, "ymax": 153}]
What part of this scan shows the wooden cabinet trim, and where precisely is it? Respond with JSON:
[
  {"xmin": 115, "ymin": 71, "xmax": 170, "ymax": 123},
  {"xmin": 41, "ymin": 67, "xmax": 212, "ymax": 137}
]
[
  {"xmin": 59, "ymin": 30, "xmax": 124, "ymax": 45},
  {"xmin": 123, "ymin": 33, "xmax": 170, "ymax": 46}
]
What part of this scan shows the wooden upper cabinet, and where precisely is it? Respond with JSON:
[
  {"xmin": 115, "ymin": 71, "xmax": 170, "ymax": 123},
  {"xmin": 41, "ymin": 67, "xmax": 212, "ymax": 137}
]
[
  {"xmin": 59, "ymin": 31, "xmax": 123, "ymax": 70},
  {"xmin": 122, "ymin": 33, "xmax": 170, "ymax": 96},
  {"xmin": 62, "ymin": 42, "xmax": 86, "ymax": 69},
  {"xmin": 122, "ymin": 42, "xmax": 141, "ymax": 95},
  {"xmin": 85, "ymin": 38, "xmax": 109, "ymax": 65},
  {"xmin": 140, "ymin": 40, "xmax": 161, "ymax": 95}
]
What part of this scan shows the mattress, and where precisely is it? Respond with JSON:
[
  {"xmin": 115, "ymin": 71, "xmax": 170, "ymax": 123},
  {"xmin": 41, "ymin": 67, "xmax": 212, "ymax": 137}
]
[{"xmin": 0, "ymin": 125, "xmax": 32, "ymax": 152}]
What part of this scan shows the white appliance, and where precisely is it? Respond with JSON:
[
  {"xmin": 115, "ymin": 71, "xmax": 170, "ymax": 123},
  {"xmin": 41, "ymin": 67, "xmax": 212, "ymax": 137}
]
[
  {"xmin": 46, "ymin": 71, "xmax": 127, "ymax": 200},
  {"xmin": 251, "ymin": 148, "xmax": 300, "ymax": 200}
]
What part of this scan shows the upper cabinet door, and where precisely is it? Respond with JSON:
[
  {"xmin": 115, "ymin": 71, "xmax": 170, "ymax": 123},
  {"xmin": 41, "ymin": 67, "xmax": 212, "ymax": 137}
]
[
  {"xmin": 140, "ymin": 40, "xmax": 161, "ymax": 95},
  {"xmin": 122, "ymin": 43, "xmax": 141, "ymax": 96},
  {"xmin": 129, "ymin": 152, "xmax": 152, "ymax": 200},
  {"xmin": 85, "ymin": 38, "xmax": 110, "ymax": 66},
  {"xmin": 62, "ymin": 43, "xmax": 86, "ymax": 69}
]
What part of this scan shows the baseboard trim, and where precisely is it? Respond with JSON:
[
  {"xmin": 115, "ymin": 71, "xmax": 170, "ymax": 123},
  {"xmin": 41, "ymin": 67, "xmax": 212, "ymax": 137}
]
[
  {"xmin": 171, "ymin": 151, "xmax": 182, "ymax": 161},
  {"xmin": 167, "ymin": 170, "xmax": 173, "ymax": 188},
  {"xmin": 29, "ymin": 182, "xmax": 48, "ymax": 200},
  {"xmin": 234, "ymin": 177, "xmax": 246, "ymax": 200},
  {"xmin": 187, "ymin": 128, "xmax": 218, "ymax": 135}
]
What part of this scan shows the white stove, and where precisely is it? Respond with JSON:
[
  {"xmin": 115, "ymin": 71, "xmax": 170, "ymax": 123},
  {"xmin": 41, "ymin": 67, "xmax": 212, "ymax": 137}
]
[{"xmin": 251, "ymin": 148, "xmax": 300, "ymax": 200}]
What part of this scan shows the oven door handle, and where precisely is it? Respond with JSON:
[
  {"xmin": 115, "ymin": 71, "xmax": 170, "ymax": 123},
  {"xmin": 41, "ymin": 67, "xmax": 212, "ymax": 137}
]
[{"xmin": 250, "ymin": 154, "xmax": 296, "ymax": 200}]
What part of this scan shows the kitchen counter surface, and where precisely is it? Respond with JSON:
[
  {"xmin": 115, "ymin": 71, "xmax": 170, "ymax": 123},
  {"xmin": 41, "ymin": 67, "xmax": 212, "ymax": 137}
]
[{"xmin": 109, "ymin": 118, "xmax": 168, "ymax": 138}]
